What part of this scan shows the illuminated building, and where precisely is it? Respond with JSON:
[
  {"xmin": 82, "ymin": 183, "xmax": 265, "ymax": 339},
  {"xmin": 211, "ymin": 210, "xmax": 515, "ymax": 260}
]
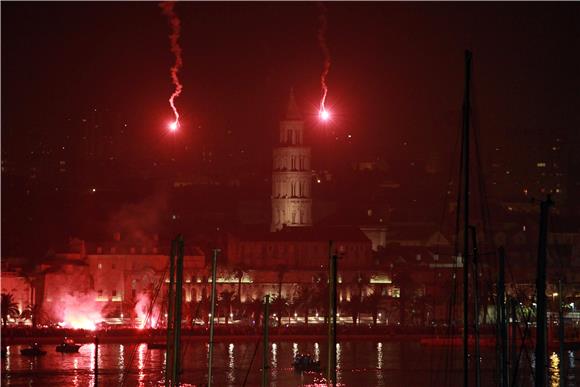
[{"xmin": 271, "ymin": 88, "xmax": 313, "ymax": 231}]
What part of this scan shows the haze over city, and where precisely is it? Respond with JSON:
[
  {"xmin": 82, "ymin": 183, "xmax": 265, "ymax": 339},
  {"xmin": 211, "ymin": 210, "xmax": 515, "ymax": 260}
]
[{"xmin": 1, "ymin": 2, "xmax": 579, "ymax": 387}]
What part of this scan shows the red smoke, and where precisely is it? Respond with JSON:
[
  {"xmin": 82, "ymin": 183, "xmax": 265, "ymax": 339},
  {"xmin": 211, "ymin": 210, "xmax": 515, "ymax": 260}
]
[
  {"xmin": 317, "ymin": 3, "xmax": 331, "ymax": 116},
  {"xmin": 160, "ymin": 1, "xmax": 183, "ymax": 130}
]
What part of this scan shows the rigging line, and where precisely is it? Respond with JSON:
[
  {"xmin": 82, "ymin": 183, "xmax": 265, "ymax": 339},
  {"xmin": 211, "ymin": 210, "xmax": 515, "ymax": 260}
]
[
  {"xmin": 431, "ymin": 116, "xmax": 462, "ymax": 387},
  {"xmin": 121, "ymin": 264, "xmax": 169, "ymax": 387},
  {"xmin": 510, "ymin": 303, "xmax": 537, "ymax": 387},
  {"xmin": 470, "ymin": 79, "xmax": 502, "ymax": 375},
  {"xmin": 446, "ymin": 107, "xmax": 466, "ymax": 387},
  {"xmin": 242, "ymin": 339, "xmax": 262, "ymax": 387},
  {"xmin": 435, "ymin": 121, "xmax": 463, "ymax": 255}
]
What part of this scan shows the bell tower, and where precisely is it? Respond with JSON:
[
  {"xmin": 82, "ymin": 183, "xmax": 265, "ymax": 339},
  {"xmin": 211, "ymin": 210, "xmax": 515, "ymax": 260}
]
[{"xmin": 271, "ymin": 89, "xmax": 313, "ymax": 231}]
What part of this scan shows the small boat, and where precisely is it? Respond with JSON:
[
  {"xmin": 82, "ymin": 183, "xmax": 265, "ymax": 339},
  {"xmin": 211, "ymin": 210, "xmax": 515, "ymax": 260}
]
[
  {"xmin": 292, "ymin": 353, "xmax": 321, "ymax": 372},
  {"xmin": 56, "ymin": 338, "xmax": 82, "ymax": 353},
  {"xmin": 20, "ymin": 343, "xmax": 47, "ymax": 356}
]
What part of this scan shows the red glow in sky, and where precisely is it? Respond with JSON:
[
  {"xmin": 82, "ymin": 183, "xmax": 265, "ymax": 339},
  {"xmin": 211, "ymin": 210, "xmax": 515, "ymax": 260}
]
[{"xmin": 319, "ymin": 108, "xmax": 331, "ymax": 121}]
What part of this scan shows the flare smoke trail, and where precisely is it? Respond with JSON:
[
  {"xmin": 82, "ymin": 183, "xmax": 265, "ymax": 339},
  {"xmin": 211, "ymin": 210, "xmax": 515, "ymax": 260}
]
[
  {"xmin": 160, "ymin": 2, "xmax": 183, "ymax": 130},
  {"xmin": 317, "ymin": 3, "xmax": 331, "ymax": 117}
]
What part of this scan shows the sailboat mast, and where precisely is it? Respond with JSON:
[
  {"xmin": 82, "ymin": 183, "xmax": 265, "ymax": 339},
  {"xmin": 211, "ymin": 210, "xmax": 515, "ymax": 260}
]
[
  {"xmin": 498, "ymin": 247, "xmax": 509, "ymax": 387},
  {"xmin": 462, "ymin": 49, "xmax": 473, "ymax": 387},
  {"xmin": 165, "ymin": 239, "xmax": 176, "ymax": 387},
  {"xmin": 535, "ymin": 195, "xmax": 553, "ymax": 387},
  {"xmin": 470, "ymin": 226, "xmax": 481, "ymax": 387},
  {"xmin": 207, "ymin": 249, "xmax": 219, "ymax": 387},
  {"xmin": 172, "ymin": 236, "xmax": 184, "ymax": 386}
]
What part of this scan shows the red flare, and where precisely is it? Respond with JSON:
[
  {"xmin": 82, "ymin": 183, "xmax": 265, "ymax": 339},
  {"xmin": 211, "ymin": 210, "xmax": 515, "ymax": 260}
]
[
  {"xmin": 318, "ymin": 3, "xmax": 331, "ymax": 119},
  {"xmin": 160, "ymin": 2, "xmax": 183, "ymax": 130}
]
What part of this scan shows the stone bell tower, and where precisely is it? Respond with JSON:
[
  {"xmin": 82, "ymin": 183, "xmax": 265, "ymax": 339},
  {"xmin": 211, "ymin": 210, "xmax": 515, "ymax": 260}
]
[{"xmin": 271, "ymin": 89, "xmax": 312, "ymax": 231}]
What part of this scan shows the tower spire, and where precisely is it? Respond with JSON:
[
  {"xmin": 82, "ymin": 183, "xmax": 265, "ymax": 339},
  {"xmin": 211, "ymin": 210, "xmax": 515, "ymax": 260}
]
[
  {"xmin": 286, "ymin": 87, "xmax": 301, "ymax": 120},
  {"xmin": 272, "ymin": 89, "xmax": 312, "ymax": 231}
]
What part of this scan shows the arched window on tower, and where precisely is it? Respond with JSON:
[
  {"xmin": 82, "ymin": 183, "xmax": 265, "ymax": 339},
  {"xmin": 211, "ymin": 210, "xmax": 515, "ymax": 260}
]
[{"xmin": 292, "ymin": 211, "xmax": 296, "ymax": 224}]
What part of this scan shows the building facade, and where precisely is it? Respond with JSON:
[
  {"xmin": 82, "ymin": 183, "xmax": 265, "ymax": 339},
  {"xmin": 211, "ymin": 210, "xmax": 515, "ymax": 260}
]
[{"xmin": 271, "ymin": 89, "xmax": 313, "ymax": 231}]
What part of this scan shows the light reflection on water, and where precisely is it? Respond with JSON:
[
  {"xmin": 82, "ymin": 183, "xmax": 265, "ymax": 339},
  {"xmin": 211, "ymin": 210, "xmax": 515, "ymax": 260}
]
[
  {"xmin": 336, "ymin": 342, "xmax": 342, "ymax": 383},
  {"xmin": 550, "ymin": 352, "xmax": 560, "ymax": 387},
  {"xmin": 377, "ymin": 342, "xmax": 384, "ymax": 386},
  {"xmin": 137, "ymin": 343, "xmax": 146, "ymax": 385},
  {"xmin": 227, "ymin": 343, "xmax": 235, "ymax": 385},
  {"xmin": 72, "ymin": 358, "xmax": 79, "ymax": 387},
  {"xmin": 314, "ymin": 342, "xmax": 320, "ymax": 362},
  {"xmin": 1, "ymin": 341, "xmax": 577, "ymax": 386},
  {"xmin": 271, "ymin": 342, "xmax": 278, "ymax": 387}
]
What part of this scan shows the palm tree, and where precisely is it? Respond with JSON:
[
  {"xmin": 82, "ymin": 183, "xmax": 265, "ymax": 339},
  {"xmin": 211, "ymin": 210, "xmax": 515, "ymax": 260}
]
[
  {"xmin": 219, "ymin": 290, "xmax": 236, "ymax": 324},
  {"xmin": 233, "ymin": 267, "xmax": 247, "ymax": 302},
  {"xmin": 20, "ymin": 304, "xmax": 42, "ymax": 328},
  {"xmin": 271, "ymin": 296, "xmax": 288, "ymax": 326},
  {"xmin": 363, "ymin": 290, "xmax": 382, "ymax": 326},
  {"xmin": 276, "ymin": 265, "xmax": 288, "ymax": 300},
  {"xmin": 312, "ymin": 272, "xmax": 328, "ymax": 323},
  {"xmin": 293, "ymin": 285, "xmax": 312, "ymax": 325},
  {"xmin": 395, "ymin": 271, "xmax": 416, "ymax": 327},
  {"xmin": 355, "ymin": 272, "xmax": 370, "ymax": 302},
  {"xmin": 345, "ymin": 296, "xmax": 363, "ymax": 325},
  {"xmin": 1, "ymin": 293, "xmax": 20, "ymax": 326},
  {"xmin": 247, "ymin": 297, "xmax": 264, "ymax": 326}
]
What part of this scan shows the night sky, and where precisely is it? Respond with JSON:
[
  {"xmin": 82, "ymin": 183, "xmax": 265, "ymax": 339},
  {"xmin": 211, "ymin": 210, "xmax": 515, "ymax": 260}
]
[
  {"xmin": 2, "ymin": 2, "xmax": 580, "ymax": 255},
  {"xmin": 3, "ymin": 3, "xmax": 579, "ymax": 157}
]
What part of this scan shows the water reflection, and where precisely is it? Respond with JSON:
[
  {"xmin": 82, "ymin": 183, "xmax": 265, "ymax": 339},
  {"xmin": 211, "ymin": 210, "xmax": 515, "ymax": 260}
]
[
  {"xmin": 5, "ymin": 346, "xmax": 10, "ymax": 372},
  {"xmin": 2, "ymin": 341, "xmax": 566, "ymax": 387},
  {"xmin": 73, "ymin": 358, "xmax": 79, "ymax": 387},
  {"xmin": 87, "ymin": 343, "xmax": 96, "ymax": 387},
  {"xmin": 314, "ymin": 342, "xmax": 320, "ymax": 362},
  {"xmin": 336, "ymin": 342, "xmax": 342, "ymax": 383},
  {"xmin": 227, "ymin": 343, "xmax": 235, "ymax": 385},
  {"xmin": 137, "ymin": 343, "xmax": 146, "ymax": 385},
  {"xmin": 117, "ymin": 344, "xmax": 125, "ymax": 384},
  {"xmin": 271, "ymin": 343, "xmax": 278, "ymax": 387},
  {"xmin": 550, "ymin": 352, "xmax": 560, "ymax": 387},
  {"xmin": 377, "ymin": 342, "xmax": 384, "ymax": 386}
]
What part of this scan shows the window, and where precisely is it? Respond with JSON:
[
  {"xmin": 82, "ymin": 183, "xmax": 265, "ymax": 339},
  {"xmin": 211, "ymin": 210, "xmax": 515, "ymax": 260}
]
[
  {"xmin": 112, "ymin": 290, "xmax": 117, "ymax": 297},
  {"xmin": 98, "ymin": 263, "xmax": 102, "ymax": 270},
  {"xmin": 98, "ymin": 290, "xmax": 103, "ymax": 296},
  {"xmin": 132, "ymin": 289, "xmax": 136, "ymax": 298}
]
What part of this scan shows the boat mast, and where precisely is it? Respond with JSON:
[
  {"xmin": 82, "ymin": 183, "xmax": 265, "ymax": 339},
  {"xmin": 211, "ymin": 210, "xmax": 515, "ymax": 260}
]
[
  {"xmin": 165, "ymin": 239, "xmax": 176, "ymax": 387},
  {"xmin": 172, "ymin": 235, "xmax": 184, "ymax": 386},
  {"xmin": 461, "ymin": 49, "xmax": 473, "ymax": 387},
  {"xmin": 262, "ymin": 294, "xmax": 270, "ymax": 387},
  {"xmin": 535, "ymin": 195, "xmax": 553, "ymax": 387},
  {"xmin": 469, "ymin": 226, "xmax": 481, "ymax": 387},
  {"xmin": 498, "ymin": 247, "xmax": 509, "ymax": 387},
  {"xmin": 557, "ymin": 279, "xmax": 565, "ymax": 387},
  {"xmin": 327, "ymin": 240, "xmax": 338, "ymax": 386},
  {"xmin": 207, "ymin": 248, "xmax": 219, "ymax": 387}
]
